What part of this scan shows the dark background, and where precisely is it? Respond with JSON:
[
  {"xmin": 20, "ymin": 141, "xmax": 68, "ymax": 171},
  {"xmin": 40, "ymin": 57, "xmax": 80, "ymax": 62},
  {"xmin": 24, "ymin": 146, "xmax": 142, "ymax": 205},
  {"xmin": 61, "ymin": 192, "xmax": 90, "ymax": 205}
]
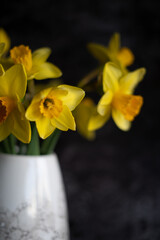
[{"xmin": 1, "ymin": 0, "xmax": 160, "ymax": 239}]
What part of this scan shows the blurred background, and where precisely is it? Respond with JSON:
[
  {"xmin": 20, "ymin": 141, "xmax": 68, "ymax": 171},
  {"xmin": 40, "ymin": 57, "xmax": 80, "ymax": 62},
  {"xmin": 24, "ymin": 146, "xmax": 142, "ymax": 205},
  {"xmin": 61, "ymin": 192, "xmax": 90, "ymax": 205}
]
[{"xmin": 1, "ymin": 0, "xmax": 160, "ymax": 239}]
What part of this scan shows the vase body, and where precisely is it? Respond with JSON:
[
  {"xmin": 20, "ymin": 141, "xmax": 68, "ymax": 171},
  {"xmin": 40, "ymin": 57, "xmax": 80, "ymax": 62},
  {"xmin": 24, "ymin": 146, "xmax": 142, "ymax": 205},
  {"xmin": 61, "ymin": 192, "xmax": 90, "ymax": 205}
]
[{"xmin": 0, "ymin": 153, "xmax": 69, "ymax": 240}]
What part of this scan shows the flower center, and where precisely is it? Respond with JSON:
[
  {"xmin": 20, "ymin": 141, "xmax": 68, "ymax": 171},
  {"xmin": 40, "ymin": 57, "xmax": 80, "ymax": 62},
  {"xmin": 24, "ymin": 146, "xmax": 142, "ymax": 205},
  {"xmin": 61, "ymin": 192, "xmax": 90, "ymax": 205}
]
[
  {"xmin": 0, "ymin": 97, "xmax": 15, "ymax": 124},
  {"xmin": 10, "ymin": 45, "xmax": 32, "ymax": 72},
  {"xmin": 39, "ymin": 96, "xmax": 63, "ymax": 119},
  {"xmin": 112, "ymin": 93, "xmax": 143, "ymax": 121}
]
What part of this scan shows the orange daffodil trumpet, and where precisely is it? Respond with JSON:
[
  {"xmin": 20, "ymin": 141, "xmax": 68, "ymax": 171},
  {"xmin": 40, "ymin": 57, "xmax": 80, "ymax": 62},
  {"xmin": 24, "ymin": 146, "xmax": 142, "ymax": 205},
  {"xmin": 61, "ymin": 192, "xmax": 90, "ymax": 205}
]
[
  {"xmin": 25, "ymin": 85, "xmax": 85, "ymax": 139},
  {"xmin": 10, "ymin": 45, "xmax": 62, "ymax": 80},
  {"xmin": 88, "ymin": 62, "xmax": 146, "ymax": 132},
  {"xmin": 0, "ymin": 64, "xmax": 31, "ymax": 143}
]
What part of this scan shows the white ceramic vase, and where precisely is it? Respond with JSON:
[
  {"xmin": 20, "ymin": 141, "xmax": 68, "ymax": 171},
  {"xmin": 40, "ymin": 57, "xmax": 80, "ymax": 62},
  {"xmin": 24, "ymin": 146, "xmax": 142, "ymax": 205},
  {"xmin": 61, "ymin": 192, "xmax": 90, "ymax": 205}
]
[{"xmin": 0, "ymin": 153, "xmax": 69, "ymax": 240}]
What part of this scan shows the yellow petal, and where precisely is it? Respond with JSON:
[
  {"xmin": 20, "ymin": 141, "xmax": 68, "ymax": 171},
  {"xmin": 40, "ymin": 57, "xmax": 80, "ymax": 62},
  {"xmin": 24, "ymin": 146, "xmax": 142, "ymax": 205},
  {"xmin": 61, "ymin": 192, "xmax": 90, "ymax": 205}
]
[
  {"xmin": 36, "ymin": 116, "xmax": 55, "ymax": 139},
  {"xmin": 34, "ymin": 79, "xmax": 62, "ymax": 94},
  {"xmin": 103, "ymin": 62, "xmax": 122, "ymax": 93},
  {"xmin": 108, "ymin": 33, "xmax": 120, "ymax": 54},
  {"xmin": 87, "ymin": 43, "xmax": 109, "ymax": 63},
  {"xmin": 0, "ymin": 28, "xmax": 11, "ymax": 54},
  {"xmin": 112, "ymin": 108, "xmax": 131, "ymax": 131},
  {"xmin": 32, "ymin": 47, "xmax": 51, "ymax": 65},
  {"xmin": 58, "ymin": 85, "xmax": 85, "ymax": 111},
  {"xmin": 25, "ymin": 101, "xmax": 41, "ymax": 121},
  {"xmin": 28, "ymin": 87, "xmax": 53, "ymax": 105},
  {"xmin": 51, "ymin": 105, "xmax": 76, "ymax": 131},
  {"xmin": 11, "ymin": 106, "xmax": 31, "ymax": 143},
  {"xmin": 117, "ymin": 47, "xmax": 134, "ymax": 67},
  {"xmin": 0, "ymin": 116, "xmax": 13, "ymax": 141},
  {"xmin": 97, "ymin": 90, "xmax": 113, "ymax": 115},
  {"xmin": 0, "ymin": 64, "xmax": 27, "ymax": 99},
  {"xmin": 0, "ymin": 43, "xmax": 5, "ymax": 56},
  {"xmin": 119, "ymin": 68, "xmax": 146, "ymax": 94},
  {"xmin": 0, "ymin": 57, "xmax": 13, "ymax": 71},
  {"xmin": 0, "ymin": 64, "xmax": 5, "ymax": 77},
  {"xmin": 88, "ymin": 107, "xmax": 111, "ymax": 131},
  {"xmin": 32, "ymin": 62, "xmax": 62, "ymax": 80},
  {"xmin": 74, "ymin": 98, "xmax": 96, "ymax": 140},
  {"xmin": 47, "ymin": 87, "xmax": 67, "ymax": 98}
]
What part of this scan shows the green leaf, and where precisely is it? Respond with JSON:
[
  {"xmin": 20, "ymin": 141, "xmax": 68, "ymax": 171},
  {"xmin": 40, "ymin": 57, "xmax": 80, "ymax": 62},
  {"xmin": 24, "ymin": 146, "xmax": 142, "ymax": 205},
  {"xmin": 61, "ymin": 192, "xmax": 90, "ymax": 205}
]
[
  {"xmin": 26, "ymin": 124, "xmax": 40, "ymax": 155},
  {"xmin": 41, "ymin": 129, "xmax": 61, "ymax": 155}
]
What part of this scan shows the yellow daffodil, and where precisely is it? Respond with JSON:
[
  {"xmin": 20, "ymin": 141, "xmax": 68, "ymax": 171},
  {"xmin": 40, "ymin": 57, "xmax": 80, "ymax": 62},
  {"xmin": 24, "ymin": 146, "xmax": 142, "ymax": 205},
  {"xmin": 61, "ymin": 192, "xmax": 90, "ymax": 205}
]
[
  {"xmin": 0, "ymin": 43, "xmax": 5, "ymax": 57},
  {"xmin": 74, "ymin": 98, "xmax": 96, "ymax": 140},
  {"xmin": 26, "ymin": 85, "xmax": 85, "ymax": 139},
  {"xmin": 10, "ymin": 45, "xmax": 62, "ymax": 80},
  {"xmin": 88, "ymin": 62, "xmax": 146, "ymax": 131},
  {"xmin": 87, "ymin": 33, "xmax": 134, "ymax": 73},
  {"xmin": 0, "ymin": 64, "xmax": 31, "ymax": 143},
  {"xmin": 0, "ymin": 28, "xmax": 11, "ymax": 56}
]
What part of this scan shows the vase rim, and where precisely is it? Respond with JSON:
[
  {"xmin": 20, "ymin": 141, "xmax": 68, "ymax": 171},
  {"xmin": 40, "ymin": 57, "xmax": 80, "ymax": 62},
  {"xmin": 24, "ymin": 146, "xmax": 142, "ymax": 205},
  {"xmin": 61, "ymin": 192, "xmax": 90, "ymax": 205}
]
[{"xmin": 0, "ymin": 152, "xmax": 57, "ymax": 158}]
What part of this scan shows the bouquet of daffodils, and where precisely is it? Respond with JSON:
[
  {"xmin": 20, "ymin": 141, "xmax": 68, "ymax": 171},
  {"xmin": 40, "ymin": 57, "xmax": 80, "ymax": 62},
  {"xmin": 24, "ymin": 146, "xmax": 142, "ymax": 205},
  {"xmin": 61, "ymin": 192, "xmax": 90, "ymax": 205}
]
[
  {"xmin": 0, "ymin": 28, "xmax": 85, "ymax": 155},
  {"xmin": 0, "ymin": 29, "xmax": 146, "ymax": 155}
]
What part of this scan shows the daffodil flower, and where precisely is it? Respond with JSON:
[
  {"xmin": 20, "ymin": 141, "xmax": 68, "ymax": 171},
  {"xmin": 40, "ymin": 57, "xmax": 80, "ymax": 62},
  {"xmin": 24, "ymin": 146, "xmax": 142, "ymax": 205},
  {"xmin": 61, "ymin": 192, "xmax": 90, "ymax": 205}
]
[
  {"xmin": 74, "ymin": 98, "xmax": 96, "ymax": 140},
  {"xmin": 87, "ymin": 33, "xmax": 134, "ymax": 73},
  {"xmin": 0, "ymin": 43, "xmax": 5, "ymax": 58},
  {"xmin": 10, "ymin": 45, "xmax": 62, "ymax": 80},
  {"xmin": 0, "ymin": 28, "xmax": 11, "ymax": 56},
  {"xmin": 88, "ymin": 62, "xmax": 146, "ymax": 131},
  {"xmin": 26, "ymin": 85, "xmax": 85, "ymax": 139},
  {"xmin": 0, "ymin": 29, "xmax": 13, "ymax": 70},
  {"xmin": 0, "ymin": 64, "xmax": 31, "ymax": 143}
]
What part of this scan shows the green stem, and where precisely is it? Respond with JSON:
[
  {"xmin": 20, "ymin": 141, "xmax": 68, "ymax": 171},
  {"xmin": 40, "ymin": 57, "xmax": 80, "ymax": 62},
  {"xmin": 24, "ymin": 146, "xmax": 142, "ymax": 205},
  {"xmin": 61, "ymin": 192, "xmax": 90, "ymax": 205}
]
[
  {"xmin": 78, "ymin": 67, "xmax": 101, "ymax": 88},
  {"xmin": 28, "ymin": 80, "xmax": 35, "ymax": 98},
  {"xmin": 8, "ymin": 134, "xmax": 16, "ymax": 154},
  {"xmin": 41, "ymin": 129, "xmax": 61, "ymax": 155},
  {"xmin": 2, "ymin": 138, "xmax": 11, "ymax": 154},
  {"xmin": 18, "ymin": 142, "xmax": 27, "ymax": 155},
  {"xmin": 26, "ymin": 124, "xmax": 40, "ymax": 155}
]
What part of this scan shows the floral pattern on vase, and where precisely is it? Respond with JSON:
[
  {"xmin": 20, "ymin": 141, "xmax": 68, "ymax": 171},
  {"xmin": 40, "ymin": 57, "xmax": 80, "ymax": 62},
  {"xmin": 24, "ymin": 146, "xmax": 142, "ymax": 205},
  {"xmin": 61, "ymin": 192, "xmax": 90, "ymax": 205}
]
[{"xmin": 0, "ymin": 153, "xmax": 69, "ymax": 240}]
